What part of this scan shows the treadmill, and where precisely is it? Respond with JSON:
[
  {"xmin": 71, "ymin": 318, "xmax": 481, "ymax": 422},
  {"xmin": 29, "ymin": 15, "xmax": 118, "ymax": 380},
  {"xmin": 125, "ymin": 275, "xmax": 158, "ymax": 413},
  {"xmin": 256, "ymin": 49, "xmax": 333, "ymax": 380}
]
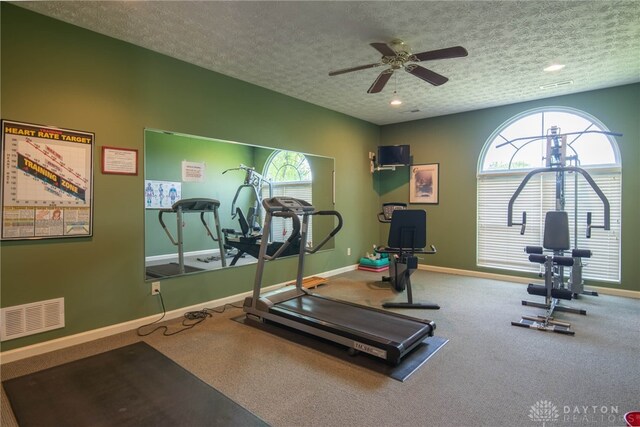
[
  {"xmin": 243, "ymin": 197, "xmax": 436, "ymax": 365},
  {"xmin": 147, "ymin": 198, "xmax": 227, "ymax": 278}
]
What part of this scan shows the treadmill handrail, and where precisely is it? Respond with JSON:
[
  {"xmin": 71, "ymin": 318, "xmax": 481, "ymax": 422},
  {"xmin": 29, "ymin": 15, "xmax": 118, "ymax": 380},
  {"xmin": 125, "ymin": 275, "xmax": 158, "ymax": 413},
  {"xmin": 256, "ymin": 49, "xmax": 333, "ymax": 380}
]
[
  {"xmin": 305, "ymin": 210, "xmax": 343, "ymax": 254},
  {"xmin": 507, "ymin": 166, "xmax": 610, "ymax": 233},
  {"xmin": 261, "ymin": 211, "xmax": 301, "ymax": 261},
  {"xmin": 157, "ymin": 198, "xmax": 223, "ymax": 245},
  {"xmin": 158, "ymin": 209, "xmax": 179, "ymax": 246}
]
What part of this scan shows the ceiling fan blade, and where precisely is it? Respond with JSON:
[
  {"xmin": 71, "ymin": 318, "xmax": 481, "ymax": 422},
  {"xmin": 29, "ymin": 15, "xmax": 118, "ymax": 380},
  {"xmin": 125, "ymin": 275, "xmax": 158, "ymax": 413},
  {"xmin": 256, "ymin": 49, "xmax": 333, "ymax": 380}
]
[
  {"xmin": 411, "ymin": 46, "xmax": 468, "ymax": 62},
  {"xmin": 367, "ymin": 70, "xmax": 393, "ymax": 93},
  {"xmin": 405, "ymin": 64, "xmax": 448, "ymax": 86},
  {"xmin": 329, "ymin": 62, "xmax": 383, "ymax": 76},
  {"xmin": 370, "ymin": 42, "xmax": 397, "ymax": 57}
]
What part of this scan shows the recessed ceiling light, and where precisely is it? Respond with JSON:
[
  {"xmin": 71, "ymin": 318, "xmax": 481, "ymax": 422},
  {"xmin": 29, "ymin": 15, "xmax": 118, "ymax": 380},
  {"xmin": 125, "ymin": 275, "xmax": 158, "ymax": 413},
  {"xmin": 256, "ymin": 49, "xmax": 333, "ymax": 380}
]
[{"xmin": 544, "ymin": 64, "xmax": 566, "ymax": 72}]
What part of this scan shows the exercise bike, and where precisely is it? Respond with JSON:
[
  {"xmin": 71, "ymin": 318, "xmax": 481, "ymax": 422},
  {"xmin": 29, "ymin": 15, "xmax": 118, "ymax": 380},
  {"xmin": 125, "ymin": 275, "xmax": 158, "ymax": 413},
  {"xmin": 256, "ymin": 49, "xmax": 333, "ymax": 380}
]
[{"xmin": 376, "ymin": 203, "xmax": 439, "ymax": 310}]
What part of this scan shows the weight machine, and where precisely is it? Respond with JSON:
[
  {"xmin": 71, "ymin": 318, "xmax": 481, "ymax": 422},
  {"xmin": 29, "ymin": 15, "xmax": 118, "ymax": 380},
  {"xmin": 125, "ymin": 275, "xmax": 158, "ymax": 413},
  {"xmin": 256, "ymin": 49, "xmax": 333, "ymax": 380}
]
[
  {"xmin": 222, "ymin": 164, "xmax": 273, "ymax": 232},
  {"xmin": 504, "ymin": 126, "xmax": 620, "ymax": 334}
]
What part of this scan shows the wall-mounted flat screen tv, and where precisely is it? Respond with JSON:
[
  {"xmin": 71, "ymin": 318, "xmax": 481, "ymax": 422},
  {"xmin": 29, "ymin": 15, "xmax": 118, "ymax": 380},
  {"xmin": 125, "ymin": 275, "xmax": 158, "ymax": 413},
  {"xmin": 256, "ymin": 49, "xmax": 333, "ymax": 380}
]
[{"xmin": 377, "ymin": 145, "xmax": 410, "ymax": 166}]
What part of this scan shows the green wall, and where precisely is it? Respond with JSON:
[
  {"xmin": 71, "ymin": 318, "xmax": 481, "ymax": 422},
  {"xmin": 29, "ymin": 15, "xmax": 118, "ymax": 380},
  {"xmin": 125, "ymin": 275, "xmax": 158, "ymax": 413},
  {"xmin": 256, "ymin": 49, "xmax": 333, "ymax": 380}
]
[
  {"xmin": 378, "ymin": 84, "xmax": 640, "ymax": 292},
  {"xmin": 143, "ymin": 130, "xmax": 337, "ymax": 257},
  {"xmin": 144, "ymin": 130, "xmax": 257, "ymax": 257},
  {"xmin": 0, "ymin": 4, "xmax": 380, "ymax": 351}
]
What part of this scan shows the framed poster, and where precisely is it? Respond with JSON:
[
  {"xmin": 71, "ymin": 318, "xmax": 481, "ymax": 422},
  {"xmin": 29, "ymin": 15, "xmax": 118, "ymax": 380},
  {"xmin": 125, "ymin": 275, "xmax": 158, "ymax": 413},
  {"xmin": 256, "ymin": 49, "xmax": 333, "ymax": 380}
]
[
  {"xmin": 410, "ymin": 163, "xmax": 439, "ymax": 204},
  {"xmin": 102, "ymin": 146, "xmax": 138, "ymax": 175},
  {"xmin": 1, "ymin": 120, "xmax": 94, "ymax": 240}
]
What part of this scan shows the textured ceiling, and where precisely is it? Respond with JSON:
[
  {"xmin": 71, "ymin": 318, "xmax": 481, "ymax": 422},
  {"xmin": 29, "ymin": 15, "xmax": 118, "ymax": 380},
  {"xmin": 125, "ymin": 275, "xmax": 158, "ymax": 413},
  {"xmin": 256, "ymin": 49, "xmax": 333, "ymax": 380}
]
[{"xmin": 15, "ymin": 1, "xmax": 640, "ymax": 125}]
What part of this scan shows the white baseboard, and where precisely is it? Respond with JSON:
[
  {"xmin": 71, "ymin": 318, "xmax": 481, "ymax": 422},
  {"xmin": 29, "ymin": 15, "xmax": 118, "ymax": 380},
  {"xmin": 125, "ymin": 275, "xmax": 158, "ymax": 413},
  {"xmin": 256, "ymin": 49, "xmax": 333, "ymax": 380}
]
[
  {"xmin": 146, "ymin": 249, "xmax": 219, "ymax": 263},
  {"xmin": 419, "ymin": 264, "xmax": 640, "ymax": 299},
  {"xmin": 0, "ymin": 266, "xmax": 356, "ymax": 364}
]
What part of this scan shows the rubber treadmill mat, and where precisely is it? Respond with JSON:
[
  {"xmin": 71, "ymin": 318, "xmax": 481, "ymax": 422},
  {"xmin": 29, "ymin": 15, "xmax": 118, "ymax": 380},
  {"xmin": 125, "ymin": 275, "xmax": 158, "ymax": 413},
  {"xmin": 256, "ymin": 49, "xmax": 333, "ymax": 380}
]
[{"xmin": 236, "ymin": 315, "xmax": 447, "ymax": 382}]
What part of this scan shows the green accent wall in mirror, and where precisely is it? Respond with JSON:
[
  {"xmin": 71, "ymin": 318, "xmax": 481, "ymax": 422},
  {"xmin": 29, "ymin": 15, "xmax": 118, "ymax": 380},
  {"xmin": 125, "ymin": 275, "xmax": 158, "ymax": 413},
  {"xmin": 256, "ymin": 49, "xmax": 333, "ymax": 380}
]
[{"xmin": 144, "ymin": 129, "xmax": 335, "ymax": 280}]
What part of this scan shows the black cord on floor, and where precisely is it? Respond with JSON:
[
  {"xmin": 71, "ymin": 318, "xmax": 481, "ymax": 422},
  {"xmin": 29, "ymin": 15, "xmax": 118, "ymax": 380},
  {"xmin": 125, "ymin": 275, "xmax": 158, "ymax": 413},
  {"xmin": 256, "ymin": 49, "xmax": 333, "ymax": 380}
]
[{"xmin": 136, "ymin": 291, "xmax": 244, "ymax": 337}]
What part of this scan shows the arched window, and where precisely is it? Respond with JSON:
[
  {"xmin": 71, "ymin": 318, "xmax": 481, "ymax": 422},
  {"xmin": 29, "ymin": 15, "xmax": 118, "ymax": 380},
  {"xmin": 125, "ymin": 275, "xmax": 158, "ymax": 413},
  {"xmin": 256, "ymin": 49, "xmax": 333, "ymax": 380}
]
[
  {"xmin": 263, "ymin": 150, "xmax": 313, "ymax": 242},
  {"xmin": 477, "ymin": 107, "xmax": 621, "ymax": 282}
]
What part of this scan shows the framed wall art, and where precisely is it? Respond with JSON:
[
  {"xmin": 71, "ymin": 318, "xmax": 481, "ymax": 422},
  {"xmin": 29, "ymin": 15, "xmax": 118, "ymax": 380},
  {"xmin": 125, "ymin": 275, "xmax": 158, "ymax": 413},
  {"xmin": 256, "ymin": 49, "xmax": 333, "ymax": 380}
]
[{"xmin": 409, "ymin": 163, "xmax": 439, "ymax": 204}]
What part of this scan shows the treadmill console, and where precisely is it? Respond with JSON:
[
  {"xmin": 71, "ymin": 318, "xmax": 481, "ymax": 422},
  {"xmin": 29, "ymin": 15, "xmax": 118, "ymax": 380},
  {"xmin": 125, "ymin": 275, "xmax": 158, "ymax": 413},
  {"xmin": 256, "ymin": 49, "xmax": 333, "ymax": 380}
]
[
  {"xmin": 378, "ymin": 202, "xmax": 407, "ymax": 223},
  {"xmin": 263, "ymin": 196, "xmax": 314, "ymax": 213},
  {"xmin": 170, "ymin": 198, "xmax": 221, "ymax": 212}
]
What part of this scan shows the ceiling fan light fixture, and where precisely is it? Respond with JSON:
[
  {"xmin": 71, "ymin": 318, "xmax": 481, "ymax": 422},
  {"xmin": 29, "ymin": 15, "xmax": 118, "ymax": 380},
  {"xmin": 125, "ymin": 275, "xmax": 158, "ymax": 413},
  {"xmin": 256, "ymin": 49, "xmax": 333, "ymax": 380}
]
[
  {"xmin": 544, "ymin": 63, "xmax": 566, "ymax": 72},
  {"xmin": 389, "ymin": 82, "xmax": 402, "ymax": 106}
]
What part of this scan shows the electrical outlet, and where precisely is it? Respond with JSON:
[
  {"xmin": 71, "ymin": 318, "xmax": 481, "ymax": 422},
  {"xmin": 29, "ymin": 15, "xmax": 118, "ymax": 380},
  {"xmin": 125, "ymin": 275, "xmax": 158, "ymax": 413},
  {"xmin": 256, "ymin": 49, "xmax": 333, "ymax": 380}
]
[
  {"xmin": 347, "ymin": 247, "xmax": 351, "ymax": 256},
  {"xmin": 151, "ymin": 281, "xmax": 161, "ymax": 295}
]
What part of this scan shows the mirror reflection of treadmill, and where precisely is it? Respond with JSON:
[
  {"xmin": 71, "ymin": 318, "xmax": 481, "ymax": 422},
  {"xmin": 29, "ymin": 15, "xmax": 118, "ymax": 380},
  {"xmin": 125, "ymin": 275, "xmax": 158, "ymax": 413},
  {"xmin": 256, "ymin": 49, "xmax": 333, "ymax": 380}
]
[{"xmin": 146, "ymin": 198, "xmax": 226, "ymax": 279}]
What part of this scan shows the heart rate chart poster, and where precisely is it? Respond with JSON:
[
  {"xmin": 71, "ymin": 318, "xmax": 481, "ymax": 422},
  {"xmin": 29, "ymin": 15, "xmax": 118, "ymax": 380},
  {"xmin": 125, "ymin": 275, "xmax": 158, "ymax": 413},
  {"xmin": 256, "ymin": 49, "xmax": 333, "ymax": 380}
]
[{"xmin": 1, "ymin": 120, "xmax": 94, "ymax": 240}]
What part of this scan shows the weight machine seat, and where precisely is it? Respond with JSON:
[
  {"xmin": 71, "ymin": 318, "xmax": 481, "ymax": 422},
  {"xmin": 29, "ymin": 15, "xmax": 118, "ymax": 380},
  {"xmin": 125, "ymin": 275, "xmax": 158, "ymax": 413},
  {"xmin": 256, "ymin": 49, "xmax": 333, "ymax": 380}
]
[
  {"xmin": 543, "ymin": 211, "xmax": 570, "ymax": 251},
  {"xmin": 223, "ymin": 208, "xmax": 260, "ymax": 239},
  {"xmin": 236, "ymin": 207, "xmax": 251, "ymax": 236}
]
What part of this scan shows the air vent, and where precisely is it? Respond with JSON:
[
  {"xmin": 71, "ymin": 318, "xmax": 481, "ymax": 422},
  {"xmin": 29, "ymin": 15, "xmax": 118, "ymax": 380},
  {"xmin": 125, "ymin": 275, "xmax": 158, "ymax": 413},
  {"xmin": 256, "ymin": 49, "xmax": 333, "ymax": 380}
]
[
  {"xmin": 1, "ymin": 298, "xmax": 64, "ymax": 341},
  {"xmin": 539, "ymin": 80, "xmax": 574, "ymax": 90}
]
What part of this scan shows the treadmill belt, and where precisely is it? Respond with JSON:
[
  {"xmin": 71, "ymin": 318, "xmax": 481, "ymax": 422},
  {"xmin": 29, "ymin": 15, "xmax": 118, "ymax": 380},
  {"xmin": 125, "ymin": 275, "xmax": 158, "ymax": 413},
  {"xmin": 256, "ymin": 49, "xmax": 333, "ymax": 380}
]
[
  {"xmin": 274, "ymin": 295, "xmax": 432, "ymax": 344},
  {"xmin": 146, "ymin": 263, "xmax": 204, "ymax": 278}
]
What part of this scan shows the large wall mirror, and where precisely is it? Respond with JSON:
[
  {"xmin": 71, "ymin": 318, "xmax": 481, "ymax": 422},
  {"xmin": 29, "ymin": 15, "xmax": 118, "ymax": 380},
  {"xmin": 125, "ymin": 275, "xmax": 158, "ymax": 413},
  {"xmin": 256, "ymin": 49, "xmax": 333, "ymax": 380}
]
[{"xmin": 144, "ymin": 129, "xmax": 336, "ymax": 281}]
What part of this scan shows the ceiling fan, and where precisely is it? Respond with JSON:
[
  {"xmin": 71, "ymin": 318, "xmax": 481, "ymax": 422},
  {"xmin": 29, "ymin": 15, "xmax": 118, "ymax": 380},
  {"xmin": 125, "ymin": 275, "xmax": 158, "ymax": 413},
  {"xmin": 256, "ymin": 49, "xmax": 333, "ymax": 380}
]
[{"xmin": 329, "ymin": 39, "xmax": 468, "ymax": 93}]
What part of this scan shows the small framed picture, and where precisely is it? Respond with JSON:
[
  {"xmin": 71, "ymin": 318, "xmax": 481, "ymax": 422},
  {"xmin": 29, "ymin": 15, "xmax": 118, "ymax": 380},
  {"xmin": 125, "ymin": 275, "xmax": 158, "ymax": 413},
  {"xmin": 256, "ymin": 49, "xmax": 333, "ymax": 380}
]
[
  {"xmin": 102, "ymin": 146, "xmax": 138, "ymax": 175},
  {"xmin": 410, "ymin": 163, "xmax": 439, "ymax": 204}
]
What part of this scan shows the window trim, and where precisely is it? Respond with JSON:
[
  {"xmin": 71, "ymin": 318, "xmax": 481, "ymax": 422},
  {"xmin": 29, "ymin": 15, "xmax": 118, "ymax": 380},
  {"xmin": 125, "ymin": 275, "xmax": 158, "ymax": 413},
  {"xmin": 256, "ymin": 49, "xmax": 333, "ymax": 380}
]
[{"xmin": 478, "ymin": 106, "xmax": 621, "ymax": 175}]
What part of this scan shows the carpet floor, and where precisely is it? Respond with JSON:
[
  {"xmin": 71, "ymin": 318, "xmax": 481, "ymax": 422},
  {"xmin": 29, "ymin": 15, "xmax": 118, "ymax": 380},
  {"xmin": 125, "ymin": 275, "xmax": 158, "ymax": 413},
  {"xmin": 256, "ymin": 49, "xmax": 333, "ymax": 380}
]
[{"xmin": 2, "ymin": 269, "xmax": 639, "ymax": 427}]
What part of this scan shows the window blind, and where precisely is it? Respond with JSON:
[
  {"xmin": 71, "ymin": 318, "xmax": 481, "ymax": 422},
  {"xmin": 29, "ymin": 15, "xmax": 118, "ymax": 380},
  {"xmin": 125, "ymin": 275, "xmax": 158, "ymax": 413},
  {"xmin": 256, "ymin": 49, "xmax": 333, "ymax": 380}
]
[
  {"xmin": 477, "ymin": 168, "xmax": 621, "ymax": 282},
  {"xmin": 264, "ymin": 181, "xmax": 312, "ymax": 243}
]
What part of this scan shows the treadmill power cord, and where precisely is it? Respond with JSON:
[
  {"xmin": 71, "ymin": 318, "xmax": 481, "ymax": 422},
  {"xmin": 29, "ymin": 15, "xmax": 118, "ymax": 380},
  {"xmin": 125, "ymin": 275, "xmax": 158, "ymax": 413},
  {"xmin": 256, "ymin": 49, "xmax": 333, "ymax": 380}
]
[{"xmin": 136, "ymin": 290, "xmax": 243, "ymax": 337}]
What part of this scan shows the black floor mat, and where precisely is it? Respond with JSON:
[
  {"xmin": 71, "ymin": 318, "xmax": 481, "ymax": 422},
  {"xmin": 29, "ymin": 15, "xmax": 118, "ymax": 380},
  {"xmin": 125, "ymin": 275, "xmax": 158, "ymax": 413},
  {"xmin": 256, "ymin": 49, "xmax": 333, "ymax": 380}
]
[{"xmin": 3, "ymin": 342, "xmax": 268, "ymax": 427}]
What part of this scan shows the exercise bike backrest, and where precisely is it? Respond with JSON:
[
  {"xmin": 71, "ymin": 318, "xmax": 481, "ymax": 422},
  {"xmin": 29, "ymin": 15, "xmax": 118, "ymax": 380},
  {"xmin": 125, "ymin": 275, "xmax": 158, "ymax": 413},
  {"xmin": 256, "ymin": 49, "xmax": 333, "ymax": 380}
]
[{"xmin": 387, "ymin": 210, "xmax": 426, "ymax": 249}]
